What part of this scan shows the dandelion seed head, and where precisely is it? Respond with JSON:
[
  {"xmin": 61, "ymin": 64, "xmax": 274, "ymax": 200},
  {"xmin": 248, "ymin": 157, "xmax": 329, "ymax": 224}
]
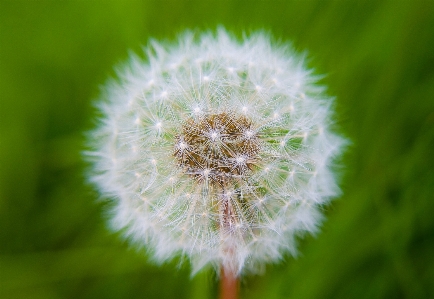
[{"xmin": 87, "ymin": 28, "xmax": 346, "ymax": 276}]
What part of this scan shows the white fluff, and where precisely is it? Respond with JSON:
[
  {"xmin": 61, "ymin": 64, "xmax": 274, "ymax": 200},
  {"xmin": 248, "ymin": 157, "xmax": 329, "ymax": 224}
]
[{"xmin": 87, "ymin": 28, "xmax": 345, "ymax": 276}]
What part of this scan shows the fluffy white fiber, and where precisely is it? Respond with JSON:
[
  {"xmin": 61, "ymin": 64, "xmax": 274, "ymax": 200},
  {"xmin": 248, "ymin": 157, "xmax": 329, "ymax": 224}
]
[{"xmin": 87, "ymin": 28, "xmax": 345, "ymax": 276}]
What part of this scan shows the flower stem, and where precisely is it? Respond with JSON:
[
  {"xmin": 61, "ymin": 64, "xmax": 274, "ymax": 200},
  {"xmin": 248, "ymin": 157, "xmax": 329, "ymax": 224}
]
[{"xmin": 219, "ymin": 266, "xmax": 239, "ymax": 299}]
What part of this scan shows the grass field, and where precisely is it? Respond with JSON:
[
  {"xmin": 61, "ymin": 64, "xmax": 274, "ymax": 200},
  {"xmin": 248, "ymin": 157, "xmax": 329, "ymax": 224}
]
[{"xmin": 1, "ymin": 1, "xmax": 433, "ymax": 298}]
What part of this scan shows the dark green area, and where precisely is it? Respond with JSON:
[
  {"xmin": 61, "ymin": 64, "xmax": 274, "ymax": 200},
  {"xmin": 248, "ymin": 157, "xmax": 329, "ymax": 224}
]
[{"xmin": 1, "ymin": 0, "xmax": 433, "ymax": 298}]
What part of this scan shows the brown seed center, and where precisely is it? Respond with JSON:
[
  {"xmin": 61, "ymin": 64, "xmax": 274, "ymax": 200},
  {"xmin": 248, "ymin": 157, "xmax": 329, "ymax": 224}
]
[{"xmin": 174, "ymin": 113, "xmax": 260, "ymax": 184}]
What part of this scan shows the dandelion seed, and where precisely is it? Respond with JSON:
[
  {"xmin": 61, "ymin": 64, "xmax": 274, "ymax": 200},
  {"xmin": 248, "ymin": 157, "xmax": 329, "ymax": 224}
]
[{"xmin": 87, "ymin": 28, "xmax": 345, "ymax": 282}]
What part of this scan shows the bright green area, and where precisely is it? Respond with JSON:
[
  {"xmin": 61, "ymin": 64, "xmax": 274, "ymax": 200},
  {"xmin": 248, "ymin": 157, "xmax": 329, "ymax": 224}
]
[{"xmin": 1, "ymin": 1, "xmax": 433, "ymax": 298}]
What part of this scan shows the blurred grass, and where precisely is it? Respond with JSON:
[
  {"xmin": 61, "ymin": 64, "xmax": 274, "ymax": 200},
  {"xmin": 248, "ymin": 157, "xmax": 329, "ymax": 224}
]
[{"xmin": 1, "ymin": 0, "xmax": 433, "ymax": 298}]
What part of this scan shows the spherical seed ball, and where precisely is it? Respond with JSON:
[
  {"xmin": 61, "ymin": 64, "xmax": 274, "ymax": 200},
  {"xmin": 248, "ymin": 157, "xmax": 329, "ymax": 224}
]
[{"xmin": 87, "ymin": 28, "xmax": 346, "ymax": 276}]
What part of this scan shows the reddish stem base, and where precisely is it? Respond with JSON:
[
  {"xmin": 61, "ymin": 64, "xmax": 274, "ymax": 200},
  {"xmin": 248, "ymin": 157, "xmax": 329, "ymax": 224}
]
[{"xmin": 219, "ymin": 267, "xmax": 239, "ymax": 299}]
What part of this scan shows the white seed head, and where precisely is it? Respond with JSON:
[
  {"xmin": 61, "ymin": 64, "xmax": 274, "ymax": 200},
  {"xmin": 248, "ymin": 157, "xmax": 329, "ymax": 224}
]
[{"xmin": 87, "ymin": 28, "xmax": 346, "ymax": 276}]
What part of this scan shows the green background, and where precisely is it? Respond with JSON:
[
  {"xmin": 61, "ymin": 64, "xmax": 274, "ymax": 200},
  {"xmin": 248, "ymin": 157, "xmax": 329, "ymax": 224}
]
[{"xmin": 1, "ymin": 0, "xmax": 433, "ymax": 298}]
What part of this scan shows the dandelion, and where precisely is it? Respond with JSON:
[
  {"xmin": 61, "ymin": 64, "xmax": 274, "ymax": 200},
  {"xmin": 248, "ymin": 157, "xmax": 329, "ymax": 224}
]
[{"xmin": 87, "ymin": 28, "xmax": 345, "ymax": 298}]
